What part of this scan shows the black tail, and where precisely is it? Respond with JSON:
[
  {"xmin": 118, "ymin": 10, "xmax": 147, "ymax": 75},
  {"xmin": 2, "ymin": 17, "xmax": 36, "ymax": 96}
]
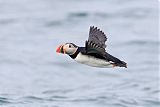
[{"xmin": 105, "ymin": 53, "xmax": 127, "ymax": 68}]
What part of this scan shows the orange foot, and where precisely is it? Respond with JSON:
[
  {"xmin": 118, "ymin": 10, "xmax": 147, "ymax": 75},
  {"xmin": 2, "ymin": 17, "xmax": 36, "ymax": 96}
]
[{"xmin": 112, "ymin": 64, "xmax": 117, "ymax": 68}]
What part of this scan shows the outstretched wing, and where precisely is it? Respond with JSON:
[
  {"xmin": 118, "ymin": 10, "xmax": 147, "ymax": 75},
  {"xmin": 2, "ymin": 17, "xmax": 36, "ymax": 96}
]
[{"xmin": 85, "ymin": 26, "xmax": 107, "ymax": 55}]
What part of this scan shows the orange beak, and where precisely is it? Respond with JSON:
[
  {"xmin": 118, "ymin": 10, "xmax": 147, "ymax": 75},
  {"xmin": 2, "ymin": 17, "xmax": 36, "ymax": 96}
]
[{"xmin": 56, "ymin": 45, "xmax": 67, "ymax": 54}]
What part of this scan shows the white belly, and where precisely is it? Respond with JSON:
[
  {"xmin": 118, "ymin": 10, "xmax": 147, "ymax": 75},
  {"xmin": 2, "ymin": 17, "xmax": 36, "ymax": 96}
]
[{"xmin": 74, "ymin": 53, "xmax": 113, "ymax": 68}]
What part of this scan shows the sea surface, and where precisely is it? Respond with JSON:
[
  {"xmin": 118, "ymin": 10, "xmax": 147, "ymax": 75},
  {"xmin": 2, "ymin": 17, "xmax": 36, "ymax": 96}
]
[{"xmin": 0, "ymin": 0, "xmax": 159, "ymax": 107}]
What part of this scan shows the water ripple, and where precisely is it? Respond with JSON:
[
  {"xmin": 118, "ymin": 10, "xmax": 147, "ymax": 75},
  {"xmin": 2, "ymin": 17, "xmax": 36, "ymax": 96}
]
[
  {"xmin": 68, "ymin": 12, "xmax": 89, "ymax": 18},
  {"xmin": 45, "ymin": 20, "xmax": 63, "ymax": 27},
  {"xmin": 119, "ymin": 40, "xmax": 159, "ymax": 47},
  {"xmin": 42, "ymin": 89, "xmax": 73, "ymax": 95},
  {"xmin": 0, "ymin": 18, "xmax": 16, "ymax": 25},
  {"xmin": 0, "ymin": 97, "xmax": 11, "ymax": 105},
  {"xmin": 143, "ymin": 99, "xmax": 160, "ymax": 106},
  {"xmin": 22, "ymin": 96, "xmax": 44, "ymax": 101}
]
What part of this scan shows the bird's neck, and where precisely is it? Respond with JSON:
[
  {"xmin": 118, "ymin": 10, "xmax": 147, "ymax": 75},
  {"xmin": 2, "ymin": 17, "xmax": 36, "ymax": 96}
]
[{"xmin": 69, "ymin": 47, "xmax": 84, "ymax": 59}]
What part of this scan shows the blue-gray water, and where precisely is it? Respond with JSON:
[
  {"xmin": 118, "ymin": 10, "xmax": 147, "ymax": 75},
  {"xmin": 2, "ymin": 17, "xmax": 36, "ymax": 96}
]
[{"xmin": 0, "ymin": 0, "xmax": 159, "ymax": 107}]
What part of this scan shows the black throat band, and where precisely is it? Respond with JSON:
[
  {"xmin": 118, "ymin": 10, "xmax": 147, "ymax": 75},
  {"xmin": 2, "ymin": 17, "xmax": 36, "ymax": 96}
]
[{"xmin": 69, "ymin": 48, "xmax": 80, "ymax": 59}]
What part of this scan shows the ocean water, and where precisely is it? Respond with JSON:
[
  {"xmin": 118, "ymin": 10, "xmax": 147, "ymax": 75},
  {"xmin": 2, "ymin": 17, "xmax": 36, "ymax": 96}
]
[{"xmin": 0, "ymin": 0, "xmax": 159, "ymax": 107}]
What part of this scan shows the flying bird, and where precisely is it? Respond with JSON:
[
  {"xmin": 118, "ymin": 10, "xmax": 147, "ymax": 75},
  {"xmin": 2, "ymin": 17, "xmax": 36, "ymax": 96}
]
[{"xmin": 56, "ymin": 26, "xmax": 127, "ymax": 68}]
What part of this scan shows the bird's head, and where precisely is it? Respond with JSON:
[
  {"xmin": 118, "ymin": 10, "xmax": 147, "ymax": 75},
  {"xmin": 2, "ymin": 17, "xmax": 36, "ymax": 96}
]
[{"xmin": 56, "ymin": 43, "xmax": 78, "ymax": 55}]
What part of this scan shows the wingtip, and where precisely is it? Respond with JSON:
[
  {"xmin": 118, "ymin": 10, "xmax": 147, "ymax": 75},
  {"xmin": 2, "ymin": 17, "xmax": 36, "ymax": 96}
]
[
  {"xmin": 125, "ymin": 63, "xmax": 127, "ymax": 68},
  {"xmin": 122, "ymin": 61, "xmax": 127, "ymax": 68},
  {"xmin": 112, "ymin": 61, "xmax": 127, "ymax": 68},
  {"xmin": 90, "ymin": 26, "xmax": 94, "ymax": 29},
  {"xmin": 90, "ymin": 26, "xmax": 97, "ymax": 28}
]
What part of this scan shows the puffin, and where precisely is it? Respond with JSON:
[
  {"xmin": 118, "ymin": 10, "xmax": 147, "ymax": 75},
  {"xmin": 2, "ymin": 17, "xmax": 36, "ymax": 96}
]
[{"xmin": 56, "ymin": 26, "xmax": 127, "ymax": 68}]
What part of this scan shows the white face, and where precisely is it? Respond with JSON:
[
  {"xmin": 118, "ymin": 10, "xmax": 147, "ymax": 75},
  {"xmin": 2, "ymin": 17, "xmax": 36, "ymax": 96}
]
[{"xmin": 63, "ymin": 43, "xmax": 78, "ymax": 55}]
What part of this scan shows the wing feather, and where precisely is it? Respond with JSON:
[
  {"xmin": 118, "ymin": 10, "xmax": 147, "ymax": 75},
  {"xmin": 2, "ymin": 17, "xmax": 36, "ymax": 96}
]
[{"xmin": 85, "ymin": 26, "xmax": 107, "ymax": 54}]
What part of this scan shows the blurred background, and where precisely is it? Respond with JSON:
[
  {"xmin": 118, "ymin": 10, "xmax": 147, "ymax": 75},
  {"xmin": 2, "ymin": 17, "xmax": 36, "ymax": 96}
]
[{"xmin": 0, "ymin": 0, "xmax": 159, "ymax": 107}]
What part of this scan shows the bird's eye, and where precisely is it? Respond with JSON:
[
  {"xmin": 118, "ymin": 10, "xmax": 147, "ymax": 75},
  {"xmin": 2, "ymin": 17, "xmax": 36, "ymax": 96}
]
[{"xmin": 69, "ymin": 45, "xmax": 71, "ymax": 48}]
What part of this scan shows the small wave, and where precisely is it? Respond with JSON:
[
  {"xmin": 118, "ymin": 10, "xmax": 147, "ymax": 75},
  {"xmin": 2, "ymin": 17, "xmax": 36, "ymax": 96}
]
[
  {"xmin": 0, "ymin": 97, "xmax": 11, "ymax": 105},
  {"xmin": 0, "ymin": 19, "xmax": 15, "ymax": 25},
  {"xmin": 151, "ymin": 90, "xmax": 160, "ymax": 94},
  {"xmin": 45, "ymin": 20, "xmax": 62, "ymax": 27},
  {"xmin": 18, "ymin": 95, "xmax": 68, "ymax": 103},
  {"xmin": 50, "ymin": 95, "xmax": 68, "ymax": 99},
  {"xmin": 113, "ymin": 103, "xmax": 128, "ymax": 107},
  {"xmin": 118, "ymin": 8, "xmax": 152, "ymax": 19},
  {"xmin": 22, "ymin": 96, "xmax": 44, "ymax": 101},
  {"xmin": 119, "ymin": 99, "xmax": 138, "ymax": 105},
  {"xmin": 68, "ymin": 12, "xmax": 89, "ymax": 18},
  {"xmin": 42, "ymin": 89, "xmax": 72, "ymax": 94},
  {"xmin": 116, "ymin": 81, "xmax": 139, "ymax": 90},
  {"xmin": 143, "ymin": 99, "xmax": 160, "ymax": 106},
  {"xmin": 120, "ymin": 40, "xmax": 159, "ymax": 47},
  {"xmin": 143, "ymin": 87, "xmax": 151, "ymax": 91},
  {"xmin": 71, "ymin": 98, "xmax": 97, "ymax": 102}
]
